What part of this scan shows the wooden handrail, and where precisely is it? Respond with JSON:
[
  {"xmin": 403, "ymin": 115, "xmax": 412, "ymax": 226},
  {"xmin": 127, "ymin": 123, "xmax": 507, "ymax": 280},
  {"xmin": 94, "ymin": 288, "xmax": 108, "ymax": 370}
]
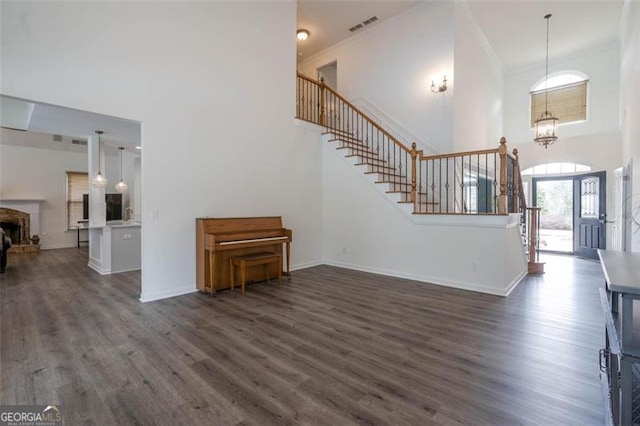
[
  {"xmin": 297, "ymin": 73, "xmax": 412, "ymax": 154},
  {"xmin": 416, "ymin": 147, "xmax": 499, "ymax": 161}
]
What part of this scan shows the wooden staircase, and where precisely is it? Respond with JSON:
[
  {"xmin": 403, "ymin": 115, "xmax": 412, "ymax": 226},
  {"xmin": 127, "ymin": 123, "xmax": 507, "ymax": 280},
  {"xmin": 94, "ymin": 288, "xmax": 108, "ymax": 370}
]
[{"xmin": 297, "ymin": 73, "xmax": 525, "ymax": 216}]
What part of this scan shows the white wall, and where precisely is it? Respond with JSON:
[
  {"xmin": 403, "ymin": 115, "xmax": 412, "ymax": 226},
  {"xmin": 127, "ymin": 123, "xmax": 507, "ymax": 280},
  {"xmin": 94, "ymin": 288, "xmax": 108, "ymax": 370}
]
[
  {"xmin": 1, "ymin": 2, "xmax": 324, "ymax": 301},
  {"xmin": 504, "ymin": 44, "xmax": 620, "ymax": 145},
  {"xmin": 453, "ymin": 4, "xmax": 504, "ymax": 151},
  {"xmin": 620, "ymin": 0, "xmax": 640, "ymax": 252},
  {"xmin": 0, "ymin": 143, "xmax": 87, "ymax": 249},
  {"xmin": 322, "ymin": 141, "xmax": 526, "ymax": 296},
  {"xmin": 298, "ymin": 2, "xmax": 455, "ymax": 153}
]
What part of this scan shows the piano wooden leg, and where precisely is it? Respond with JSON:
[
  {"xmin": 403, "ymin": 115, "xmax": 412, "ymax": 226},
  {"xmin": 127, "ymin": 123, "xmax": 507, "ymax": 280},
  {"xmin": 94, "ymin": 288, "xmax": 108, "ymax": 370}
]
[
  {"xmin": 229, "ymin": 258, "xmax": 235, "ymax": 292},
  {"xmin": 208, "ymin": 250, "xmax": 216, "ymax": 296},
  {"xmin": 240, "ymin": 260, "xmax": 246, "ymax": 295},
  {"xmin": 286, "ymin": 242, "xmax": 291, "ymax": 281}
]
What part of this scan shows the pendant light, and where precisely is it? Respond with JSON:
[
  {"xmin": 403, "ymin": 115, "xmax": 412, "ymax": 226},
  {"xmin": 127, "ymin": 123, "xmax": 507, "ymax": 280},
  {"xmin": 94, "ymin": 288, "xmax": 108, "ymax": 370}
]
[
  {"xmin": 92, "ymin": 130, "xmax": 108, "ymax": 188},
  {"xmin": 534, "ymin": 14, "xmax": 558, "ymax": 149},
  {"xmin": 115, "ymin": 147, "xmax": 127, "ymax": 193}
]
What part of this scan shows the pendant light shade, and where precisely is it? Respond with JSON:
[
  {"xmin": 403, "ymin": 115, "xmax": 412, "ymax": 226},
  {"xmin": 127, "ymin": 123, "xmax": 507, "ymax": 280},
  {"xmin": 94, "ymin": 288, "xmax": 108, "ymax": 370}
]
[
  {"xmin": 92, "ymin": 130, "xmax": 108, "ymax": 188},
  {"xmin": 115, "ymin": 147, "xmax": 127, "ymax": 193},
  {"xmin": 534, "ymin": 14, "xmax": 558, "ymax": 149}
]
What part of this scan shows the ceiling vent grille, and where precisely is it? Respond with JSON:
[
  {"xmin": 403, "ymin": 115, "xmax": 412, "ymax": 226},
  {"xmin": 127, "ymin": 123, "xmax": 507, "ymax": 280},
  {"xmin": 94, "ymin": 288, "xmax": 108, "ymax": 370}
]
[
  {"xmin": 363, "ymin": 16, "xmax": 378, "ymax": 26},
  {"xmin": 349, "ymin": 16, "xmax": 378, "ymax": 33},
  {"xmin": 53, "ymin": 134, "xmax": 63, "ymax": 142},
  {"xmin": 71, "ymin": 139, "xmax": 87, "ymax": 146}
]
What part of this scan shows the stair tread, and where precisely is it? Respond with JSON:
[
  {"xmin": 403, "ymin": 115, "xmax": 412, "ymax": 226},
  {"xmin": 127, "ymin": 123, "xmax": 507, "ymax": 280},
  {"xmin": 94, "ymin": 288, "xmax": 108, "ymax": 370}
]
[
  {"xmin": 397, "ymin": 200, "xmax": 440, "ymax": 205},
  {"xmin": 329, "ymin": 139, "xmax": 371, "ymax": 149},
  {"xmin": 345, "ymin": 154, "xmax": 387, "ymax": 163},
  {"xmin": 323, "ymin": 129, "xmax": 354, "ymax": 137},
  {"xmin": 376, "ymin": 180, "xmax": 412, "ymax": 185},
  {"xmin": 363, "ymin": 171, "xmax": 406, "ymax": 178},
  {"xmin": 354, "ymin": 163, "xmax": 396, "ymax": 170}
]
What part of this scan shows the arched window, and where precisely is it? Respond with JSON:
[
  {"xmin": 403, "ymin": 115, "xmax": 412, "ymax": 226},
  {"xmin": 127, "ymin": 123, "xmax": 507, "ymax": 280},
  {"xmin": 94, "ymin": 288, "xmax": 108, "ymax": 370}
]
[
  {"xmin": 521, "ymin": 162, "xmax": 591, "ymax": 176},
  {"xmin": 530, "ymin": 71, "xmax": 588, "ymax": 127}
]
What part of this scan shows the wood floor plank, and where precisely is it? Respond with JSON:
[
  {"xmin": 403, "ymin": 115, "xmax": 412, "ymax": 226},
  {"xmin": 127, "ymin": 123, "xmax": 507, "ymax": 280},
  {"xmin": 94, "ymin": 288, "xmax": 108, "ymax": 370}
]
[{"xmin": 1, "ymin": 248, "xmax": 605, "ymax": 425}]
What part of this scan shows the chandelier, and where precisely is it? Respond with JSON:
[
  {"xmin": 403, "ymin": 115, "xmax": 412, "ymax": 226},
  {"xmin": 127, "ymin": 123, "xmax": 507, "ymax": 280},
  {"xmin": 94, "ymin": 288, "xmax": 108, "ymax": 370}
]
[{"xmin": 534, "ymin": 14, "xmax": 558, "ymax": 149}]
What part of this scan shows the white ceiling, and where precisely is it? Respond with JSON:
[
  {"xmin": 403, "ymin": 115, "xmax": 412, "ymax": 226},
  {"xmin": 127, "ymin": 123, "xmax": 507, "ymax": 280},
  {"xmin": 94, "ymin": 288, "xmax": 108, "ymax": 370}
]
[
  {"xmin": 0, "ymin": 95, "xmax": 141, "ymax": 153},
  {"xmin": 297, "ymin": 0, "xmax": 625, "ymax": 70},
  {"xmin": 465, "ymin": 1, "xmax": 624, "ymax": 70},
  {"xmin": 297, "ymin": 0, "xmax": 420, "ymax": 60}
]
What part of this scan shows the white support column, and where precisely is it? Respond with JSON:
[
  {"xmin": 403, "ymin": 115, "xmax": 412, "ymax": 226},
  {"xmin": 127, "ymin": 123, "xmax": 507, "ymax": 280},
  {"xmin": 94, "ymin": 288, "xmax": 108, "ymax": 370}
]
[{"xmin": 88, "ymin": 133, "xmax": 106, "ymax": 227}]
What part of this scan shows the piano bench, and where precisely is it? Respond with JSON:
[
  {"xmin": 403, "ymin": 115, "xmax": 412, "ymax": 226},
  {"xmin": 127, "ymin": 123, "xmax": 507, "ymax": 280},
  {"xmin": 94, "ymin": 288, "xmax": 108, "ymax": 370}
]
[{"xmin": 229, "ymin": 252, "xmax": 282, "ymax": 295}]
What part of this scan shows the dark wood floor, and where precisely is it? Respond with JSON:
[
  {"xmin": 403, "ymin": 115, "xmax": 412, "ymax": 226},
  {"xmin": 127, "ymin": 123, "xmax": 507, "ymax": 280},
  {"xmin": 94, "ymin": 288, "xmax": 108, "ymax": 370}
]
[{"xmin": 1, "ymin": 248, "xmax": 605, "ymax": 425}]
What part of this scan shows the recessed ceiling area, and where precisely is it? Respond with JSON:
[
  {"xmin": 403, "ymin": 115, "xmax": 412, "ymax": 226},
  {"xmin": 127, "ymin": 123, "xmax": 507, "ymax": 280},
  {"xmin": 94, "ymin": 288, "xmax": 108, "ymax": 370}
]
[{"xmin": 0, "ymin": 95, "xmax": 141, "ymax": 152}]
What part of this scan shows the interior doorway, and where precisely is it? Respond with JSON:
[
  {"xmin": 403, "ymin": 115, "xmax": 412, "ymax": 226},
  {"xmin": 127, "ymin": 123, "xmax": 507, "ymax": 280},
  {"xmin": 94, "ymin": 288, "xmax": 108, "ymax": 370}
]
[{"xmin": 317, "ymin": 61, "xmax": 337, "ymax": 90}]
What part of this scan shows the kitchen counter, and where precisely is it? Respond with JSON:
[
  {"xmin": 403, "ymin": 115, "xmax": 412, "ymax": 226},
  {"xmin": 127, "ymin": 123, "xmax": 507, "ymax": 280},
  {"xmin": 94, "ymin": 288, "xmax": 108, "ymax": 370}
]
[{"xmin": 88, "ymin": 222, "xmax": 141, "ymax": 274}]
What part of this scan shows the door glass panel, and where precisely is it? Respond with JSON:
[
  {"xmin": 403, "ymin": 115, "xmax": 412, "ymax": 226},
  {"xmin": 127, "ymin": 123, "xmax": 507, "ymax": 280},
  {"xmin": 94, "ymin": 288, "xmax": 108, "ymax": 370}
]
[{"xmin": 580, "ymin": 177, "xmax": 599, "ymax": 218}]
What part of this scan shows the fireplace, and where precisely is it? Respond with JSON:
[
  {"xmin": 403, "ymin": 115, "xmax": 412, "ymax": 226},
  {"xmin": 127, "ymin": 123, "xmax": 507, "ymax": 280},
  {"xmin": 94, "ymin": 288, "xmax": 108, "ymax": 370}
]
[{"xmin": 0, "ymin": 208, "xmax": 30, "ymax": 245}]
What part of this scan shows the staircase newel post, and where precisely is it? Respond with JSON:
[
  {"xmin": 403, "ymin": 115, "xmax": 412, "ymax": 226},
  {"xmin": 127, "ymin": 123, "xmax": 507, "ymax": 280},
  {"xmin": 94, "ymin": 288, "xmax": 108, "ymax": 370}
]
[
  {"xmin": 319, "ymin": 77, "xmax": 326, "ymax": 127},
  {"xmin": 512, "ymin": 148, "xmax": 520, "ymax": 214},
  {"xmin": 410, "ymin": 143, "xmax": 418, "ymax": 212},
  {"xmin": 498, "ymin": 137, "xmax": 507, "ymax": 214}
]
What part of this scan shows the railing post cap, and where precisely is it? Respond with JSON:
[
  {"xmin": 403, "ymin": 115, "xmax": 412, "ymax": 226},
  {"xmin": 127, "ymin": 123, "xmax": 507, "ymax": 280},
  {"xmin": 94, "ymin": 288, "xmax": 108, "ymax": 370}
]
[
  {"xmin": 411, "ymin": 142, "xmax": 417, "ymax": 149},
  {"xmin": 513, "ymin": 148, "xmax": 519, "ymax": 156},
  {"xmin": 500, "ymin": 137, "xmax": 507, "ymax": 145}
]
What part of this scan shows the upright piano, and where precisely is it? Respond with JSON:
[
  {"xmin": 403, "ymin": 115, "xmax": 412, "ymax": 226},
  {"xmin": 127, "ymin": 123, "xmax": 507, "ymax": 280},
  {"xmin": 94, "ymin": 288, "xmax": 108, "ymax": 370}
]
[{"xmin": 195, "ymin": 217, "xmax": 292, "ymax": 294}]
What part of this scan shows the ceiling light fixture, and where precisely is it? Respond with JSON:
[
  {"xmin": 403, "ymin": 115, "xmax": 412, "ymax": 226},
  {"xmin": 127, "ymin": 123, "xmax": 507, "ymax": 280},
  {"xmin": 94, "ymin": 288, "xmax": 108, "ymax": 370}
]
[
  {"xmin": 297, "ymin": 29, "xmax": 309, "ymax": 41},
  {"xmin": 115, "ymin": 147, "xmax": 127, "ymax": 193},
  {"xmin": 91, "ymin": 130, "xmax": 108, "ymax": 188},
  {"xmin": 534, "ymin": 14, "xmax": 558, "ymax": 149}
]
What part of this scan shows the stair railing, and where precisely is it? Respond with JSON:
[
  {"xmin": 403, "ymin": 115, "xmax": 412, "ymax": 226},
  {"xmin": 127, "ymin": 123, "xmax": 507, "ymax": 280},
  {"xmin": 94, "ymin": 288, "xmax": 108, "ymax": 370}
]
[{"xmin": 296, "ymin": 73, "xmax": 523, "ymax": 216}]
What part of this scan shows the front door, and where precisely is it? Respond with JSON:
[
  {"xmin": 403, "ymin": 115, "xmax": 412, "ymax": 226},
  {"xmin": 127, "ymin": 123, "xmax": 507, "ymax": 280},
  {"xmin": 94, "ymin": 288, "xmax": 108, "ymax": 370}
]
[{"xmin": 573, "ymin": 171, "xmax": 606, "ymax": 259}]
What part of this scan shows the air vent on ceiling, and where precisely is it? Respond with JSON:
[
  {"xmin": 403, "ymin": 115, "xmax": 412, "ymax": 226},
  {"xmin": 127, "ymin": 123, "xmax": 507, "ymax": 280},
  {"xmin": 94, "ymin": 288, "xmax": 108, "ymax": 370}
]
[
  {"xmin": 53, "ymin": 134, "xmax": 63, "ymax": 142},
  {"xmin": 71, "ymin": 139, "xmax": 87, "ymax": 146},
  {"xmin": 363, "ymin": 16, "xmax": 378, "ymax": 25},
  {"xmin": 349, "ymin": 16, "xmax": 378, "ymax": 33}
]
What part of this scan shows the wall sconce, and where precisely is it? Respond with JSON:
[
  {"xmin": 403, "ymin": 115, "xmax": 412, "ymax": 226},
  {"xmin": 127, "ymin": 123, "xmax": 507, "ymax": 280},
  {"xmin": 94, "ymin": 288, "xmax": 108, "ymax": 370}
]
[{"xmin": 431, "ymin": 76, "xmax": 447, "ymax": 93}]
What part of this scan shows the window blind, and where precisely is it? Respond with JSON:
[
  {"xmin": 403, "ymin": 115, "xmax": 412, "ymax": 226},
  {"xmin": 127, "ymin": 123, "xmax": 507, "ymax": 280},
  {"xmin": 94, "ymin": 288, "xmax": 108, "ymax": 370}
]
[
  {"xmin": 530, "ymin": 80, "xmax": 587, "ymax": 127},
  {"xmin": 66, "ymin": 171, "xmax": 88, "ymax": 229}
]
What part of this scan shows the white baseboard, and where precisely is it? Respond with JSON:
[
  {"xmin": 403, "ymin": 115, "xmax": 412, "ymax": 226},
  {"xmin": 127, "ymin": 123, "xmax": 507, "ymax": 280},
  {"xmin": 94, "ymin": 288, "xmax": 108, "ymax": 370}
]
[
  {"xmin": 291, "ymin": 260, "xmax": 323, "ymax": 271},
  {"xmin": 321, "ymin": 259, "xmax": 519, "ymax": 297},
  {"xmin": 503, "ymin": 269, "xmax": 528, "ymax": 296},
  {"xmin": 87, "ymin": 258, "xmax": 110, "ymax": 275},
  {"xmin": 140, "ymin": 285, "xmax": 198, "ymax": 303}
]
